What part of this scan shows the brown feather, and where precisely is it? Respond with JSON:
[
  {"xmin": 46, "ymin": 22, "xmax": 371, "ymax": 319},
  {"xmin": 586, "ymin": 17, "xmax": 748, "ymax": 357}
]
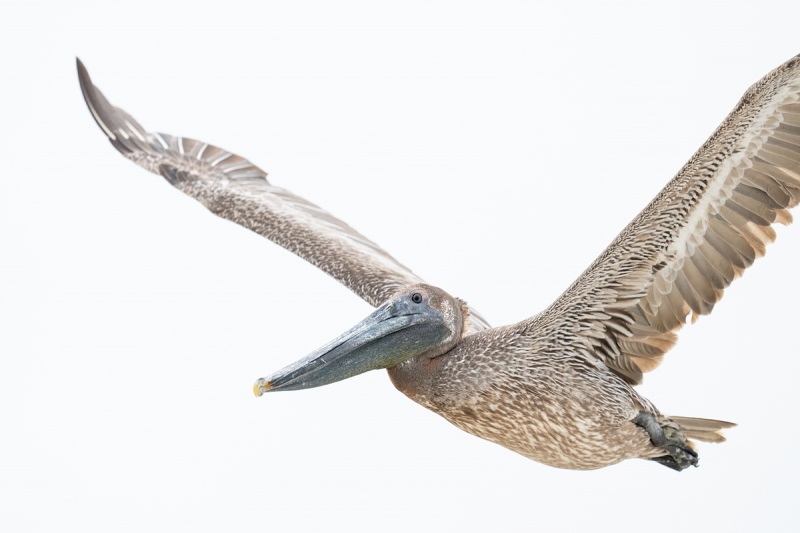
[{"xmin": 526, "ymin": 54, "xmax": 800, "ymax": 389}]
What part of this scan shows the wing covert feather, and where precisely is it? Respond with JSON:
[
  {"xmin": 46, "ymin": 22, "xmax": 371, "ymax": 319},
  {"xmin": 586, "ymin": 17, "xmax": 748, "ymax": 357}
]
[{"xmin": 528, "ymin": 54, "xmax": 800, "ymax": 385}]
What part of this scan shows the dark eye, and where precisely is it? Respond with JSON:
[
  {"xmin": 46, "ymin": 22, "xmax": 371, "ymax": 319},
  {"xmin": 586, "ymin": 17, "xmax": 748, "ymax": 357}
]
[{"xmin": 411, "ymin": 292, "xmax": 423, "ymax": 304}]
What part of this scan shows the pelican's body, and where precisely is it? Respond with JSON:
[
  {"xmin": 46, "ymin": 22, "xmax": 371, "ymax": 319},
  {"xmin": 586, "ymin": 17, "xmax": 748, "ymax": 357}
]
[
  {"xmin": 78, "ymin": 54, "xmax": 800, "ymax": 470},
  {"xmin": 389, "ymin": 318, "xmax": 659, "ymax": 470}
]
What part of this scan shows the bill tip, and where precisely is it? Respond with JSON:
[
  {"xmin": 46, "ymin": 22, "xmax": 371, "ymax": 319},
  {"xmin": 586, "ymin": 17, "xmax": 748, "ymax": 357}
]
[{"xmin": 253, "ymin": 378, "xmax": 272, "ymax": 397}]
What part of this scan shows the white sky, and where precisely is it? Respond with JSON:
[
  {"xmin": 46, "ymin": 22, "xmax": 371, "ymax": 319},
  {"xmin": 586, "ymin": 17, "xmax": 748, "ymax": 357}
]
[{"xmin": 3, "ymin": 1, "xmax": 799, "ymax": 531}]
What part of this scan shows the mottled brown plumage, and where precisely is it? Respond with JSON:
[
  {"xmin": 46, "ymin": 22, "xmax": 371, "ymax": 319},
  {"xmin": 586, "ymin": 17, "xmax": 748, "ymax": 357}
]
[{"xmin": 78, "ymin": 53, "xmax": 800, "ymax": 470}]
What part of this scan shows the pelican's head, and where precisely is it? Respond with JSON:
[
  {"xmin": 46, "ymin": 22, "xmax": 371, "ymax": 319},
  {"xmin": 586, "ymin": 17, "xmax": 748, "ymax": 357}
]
[{"xmin": 253, "ymin": 284, "xmax": 465, "ymax": 395}]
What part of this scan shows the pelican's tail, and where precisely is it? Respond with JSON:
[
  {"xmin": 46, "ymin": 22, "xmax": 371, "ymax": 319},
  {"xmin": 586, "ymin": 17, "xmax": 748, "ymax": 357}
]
[
  {"xmin": 636, "ymin": 412, "xmax": 735, "ymax": 471},
  {"xmin": 670, "ymin": 416, "xmax": 737, "ymax": 444}
]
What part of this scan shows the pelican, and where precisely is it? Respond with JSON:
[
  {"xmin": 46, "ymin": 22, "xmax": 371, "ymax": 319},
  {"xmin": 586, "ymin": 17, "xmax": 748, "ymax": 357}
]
[{"xmin": 77, "ymin": 54, "xmax": 800, "ymax": 471}]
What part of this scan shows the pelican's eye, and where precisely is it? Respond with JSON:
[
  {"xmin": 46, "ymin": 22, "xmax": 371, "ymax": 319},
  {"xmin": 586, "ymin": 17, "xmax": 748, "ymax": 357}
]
[{"xmin": 411, "ymin": 292, "xmax": 423, "ymax": 304}]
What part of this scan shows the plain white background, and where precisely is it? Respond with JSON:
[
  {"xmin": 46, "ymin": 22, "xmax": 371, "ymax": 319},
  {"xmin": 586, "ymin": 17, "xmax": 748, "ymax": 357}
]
[{"xmin": 2, "ymin": 1, "xmax": 799, "ymax": 531}]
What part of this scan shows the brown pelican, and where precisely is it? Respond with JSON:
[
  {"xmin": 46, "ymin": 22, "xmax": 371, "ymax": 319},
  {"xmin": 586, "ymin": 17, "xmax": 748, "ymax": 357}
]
[{"xmin": 77, "ymin": 54, "xmax": 800, "ymax": 471}]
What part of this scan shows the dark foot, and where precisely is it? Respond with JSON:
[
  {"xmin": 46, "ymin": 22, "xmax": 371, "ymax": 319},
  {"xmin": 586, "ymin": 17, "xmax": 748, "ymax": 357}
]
[{"xmin": 634, "ymin": 411, "xmax": 698, "ymax": 471}]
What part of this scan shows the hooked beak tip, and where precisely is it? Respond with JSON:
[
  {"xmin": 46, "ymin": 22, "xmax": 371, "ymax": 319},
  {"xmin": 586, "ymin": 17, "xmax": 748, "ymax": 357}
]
[{"xmin": 253, "ymin": 378, "xmax": 272, "ymax": 397}]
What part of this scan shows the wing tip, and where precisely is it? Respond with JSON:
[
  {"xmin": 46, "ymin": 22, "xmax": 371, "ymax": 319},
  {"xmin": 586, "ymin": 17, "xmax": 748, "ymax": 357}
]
[
  {"xmin": 76, "ymin": 57, "xmax": 92, "ymax": 107},
  {"xmin": 76, "ymin": 58, "xmax": 120, "ymax": 142},
  {"xmin": 75, "ymin": 57, "xmax": 94, "ymax": 112}
]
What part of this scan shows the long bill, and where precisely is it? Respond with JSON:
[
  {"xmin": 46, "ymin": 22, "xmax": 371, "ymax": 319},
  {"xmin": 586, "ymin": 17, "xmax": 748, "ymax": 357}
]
[{"xmin": 253, "ymin": 296, "xmax": 450, "ymax": 395}]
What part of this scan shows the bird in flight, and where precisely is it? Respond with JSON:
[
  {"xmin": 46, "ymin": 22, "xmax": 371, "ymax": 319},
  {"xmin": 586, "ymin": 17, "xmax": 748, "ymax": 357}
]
[{"xmin": 78, "ymin": 54, "xmax": 800, "ymax": 471}]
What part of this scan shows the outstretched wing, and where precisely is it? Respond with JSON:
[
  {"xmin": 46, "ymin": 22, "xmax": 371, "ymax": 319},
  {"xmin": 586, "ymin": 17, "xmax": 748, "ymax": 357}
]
[
  {"xmin": 530, "ymin": 54, "xmax": 800, "ymax": 385},
  {"xmin": 77, "ymin": 59, "xmax": 490, "ymax": 331}
]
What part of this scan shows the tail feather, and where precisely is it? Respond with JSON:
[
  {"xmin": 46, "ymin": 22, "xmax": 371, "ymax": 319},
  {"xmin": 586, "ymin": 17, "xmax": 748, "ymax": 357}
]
[{"xmin": 671, "ymin": 416, "xmax": 736, "ymax": 443}]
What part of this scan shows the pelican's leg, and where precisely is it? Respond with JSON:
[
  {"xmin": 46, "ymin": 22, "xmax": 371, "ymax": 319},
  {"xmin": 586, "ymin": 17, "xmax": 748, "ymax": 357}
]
[{"xmin": 633, "ymin": 412, "xmax": 699, "ymax": 471}]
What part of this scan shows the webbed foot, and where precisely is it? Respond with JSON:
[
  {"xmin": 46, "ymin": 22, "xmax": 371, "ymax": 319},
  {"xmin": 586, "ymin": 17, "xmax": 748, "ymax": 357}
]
[{"xmin": 634, "ymin": 411, "xmax": 698, "ymax": 471}]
